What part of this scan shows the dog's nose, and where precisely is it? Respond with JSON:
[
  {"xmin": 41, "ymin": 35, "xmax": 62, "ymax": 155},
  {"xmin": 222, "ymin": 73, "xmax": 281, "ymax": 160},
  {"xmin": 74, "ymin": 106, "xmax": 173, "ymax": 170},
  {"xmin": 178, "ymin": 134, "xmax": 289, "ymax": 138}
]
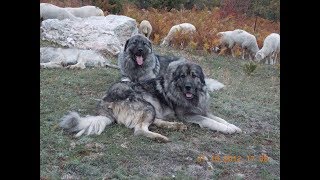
[
  {"xmin": 185, "ymin": 85, "xmax": 191, "ymax": 91},
  {"xmin": 138, "ymin": 48, "xmax": 143, "ymax": 52}
]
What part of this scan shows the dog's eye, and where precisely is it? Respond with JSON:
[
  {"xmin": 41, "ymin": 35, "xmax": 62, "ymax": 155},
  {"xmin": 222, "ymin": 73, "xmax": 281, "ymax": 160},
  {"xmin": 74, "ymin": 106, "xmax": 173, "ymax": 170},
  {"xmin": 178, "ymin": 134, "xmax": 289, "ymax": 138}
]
[
  {"xmin": 180, "ymin": 75, "xmax": 186, "ymax": 78},
  {"xmin": 191, "ymin": 72, "xmax": 198, "ymax": 78},
  {"xmin": 143, "ymin": 42, "xmax": 146, "ymax": 45}
]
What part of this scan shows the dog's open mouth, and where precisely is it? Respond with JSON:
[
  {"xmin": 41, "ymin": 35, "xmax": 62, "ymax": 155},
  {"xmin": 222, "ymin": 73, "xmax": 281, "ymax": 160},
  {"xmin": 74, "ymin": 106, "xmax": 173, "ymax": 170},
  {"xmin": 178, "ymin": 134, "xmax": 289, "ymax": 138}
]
[
  {"xmin": 185, "ymin": 93, "xmax": 193, "ymax": 99},
  {"xmin": 135, "ymin": 55, "xmax": 144, "ymax": 65}
]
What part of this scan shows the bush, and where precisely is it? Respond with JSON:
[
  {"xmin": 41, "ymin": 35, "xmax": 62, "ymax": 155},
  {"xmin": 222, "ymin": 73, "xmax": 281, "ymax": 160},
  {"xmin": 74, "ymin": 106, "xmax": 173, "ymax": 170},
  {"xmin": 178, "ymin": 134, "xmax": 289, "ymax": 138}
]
[{"xmin": 243, "ymin": 61, "xmax": 257, "ymax": 76}]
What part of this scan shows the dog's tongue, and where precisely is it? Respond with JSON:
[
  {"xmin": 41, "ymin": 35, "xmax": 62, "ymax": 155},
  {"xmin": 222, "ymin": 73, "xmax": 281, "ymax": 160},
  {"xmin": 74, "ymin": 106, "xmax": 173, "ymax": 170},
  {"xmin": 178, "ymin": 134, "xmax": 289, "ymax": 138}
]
[
  {"xmin": 186, "ymin": 93, "xmax": 193, "ymax": 98},
  {"xmin": 136, "ymin": 56, "xmax": 144, "ymax": 65}
]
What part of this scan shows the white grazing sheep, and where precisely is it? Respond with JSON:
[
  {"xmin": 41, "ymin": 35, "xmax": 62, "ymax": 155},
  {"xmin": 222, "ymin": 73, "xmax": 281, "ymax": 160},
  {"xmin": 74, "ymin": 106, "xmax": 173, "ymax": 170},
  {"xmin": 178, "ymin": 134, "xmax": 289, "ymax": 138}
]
[
  {"xmin": 216, "ymin": 29, "xmax": 259, "ymax": 60},
  {"xmin": 65, "ymin": 6, "xmax": 104, "ymax": 18},
  {"xmin": 40, "ymin": 3, "xmax": 80, "ymax": 21},
  {"xmin": 255, "ymin": 33, "xmax": 280, "ymax": 65},
  {"xmin": 160, "ymin": 23, "xmax": 196, "ymax": 47},
  {"xmin": 138, "ymin": 20, "xmax": 152, "ymax": 39}
]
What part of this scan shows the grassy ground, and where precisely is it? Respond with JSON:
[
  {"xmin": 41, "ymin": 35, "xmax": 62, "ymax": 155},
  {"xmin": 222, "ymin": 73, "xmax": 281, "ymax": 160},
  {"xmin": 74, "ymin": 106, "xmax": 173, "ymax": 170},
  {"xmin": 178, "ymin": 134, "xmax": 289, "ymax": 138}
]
[{"xmin": 40, "ymin": 43, "xmax": 280, "ymax": 179}]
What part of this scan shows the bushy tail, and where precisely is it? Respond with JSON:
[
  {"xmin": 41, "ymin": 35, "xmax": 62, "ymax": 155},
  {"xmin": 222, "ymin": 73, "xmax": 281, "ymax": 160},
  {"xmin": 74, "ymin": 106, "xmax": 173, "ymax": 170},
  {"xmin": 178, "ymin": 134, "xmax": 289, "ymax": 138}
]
[
  {"xmin": 59, "ymin": 111, "xmax": 114, "ymax": 137},
  {"xmin": 205, "ymin": 78, "xmax": 225, "ymax": 92}
]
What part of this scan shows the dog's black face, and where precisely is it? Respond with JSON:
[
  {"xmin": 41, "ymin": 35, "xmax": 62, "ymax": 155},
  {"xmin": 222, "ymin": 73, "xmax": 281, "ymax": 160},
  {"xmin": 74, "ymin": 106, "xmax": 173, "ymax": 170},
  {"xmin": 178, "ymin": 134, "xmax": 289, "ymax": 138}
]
[
  {"xmin": 173, "ymin": 63, "xmax": 205, "ymax": 100},
  {"xmin": 103, "ymin": 82, "xmax": 135, "ymax": 102},
  {"xmin": 124, "ymin": 34, "xmax": 152, "ymax": 66}
]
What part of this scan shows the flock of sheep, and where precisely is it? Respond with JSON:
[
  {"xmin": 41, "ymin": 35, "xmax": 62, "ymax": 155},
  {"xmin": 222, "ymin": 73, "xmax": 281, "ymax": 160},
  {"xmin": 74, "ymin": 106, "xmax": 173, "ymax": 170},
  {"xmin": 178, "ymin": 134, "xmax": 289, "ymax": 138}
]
[
  {"xmin": 139, "ymin": 20, "xmax": 280, "ymax": 65},
  {"xmin": 213, "ymin": 30, "xmax": 280, "ymax": 65},
  {"xmin": 40, "ymin": 3, "xmax": 280, "ymax": 65}
]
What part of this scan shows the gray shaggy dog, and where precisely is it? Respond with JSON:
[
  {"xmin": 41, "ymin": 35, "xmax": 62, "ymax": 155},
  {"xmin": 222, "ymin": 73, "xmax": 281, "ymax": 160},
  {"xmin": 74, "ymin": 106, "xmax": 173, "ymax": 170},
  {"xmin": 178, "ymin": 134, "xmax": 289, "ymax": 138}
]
[
  {"xmin": 59, "ymin": 61, "xmax": 241, "ymax": 142},
  {"xmin": 118, "ymin": 34, "xmax": 183, "ymax": 82}
]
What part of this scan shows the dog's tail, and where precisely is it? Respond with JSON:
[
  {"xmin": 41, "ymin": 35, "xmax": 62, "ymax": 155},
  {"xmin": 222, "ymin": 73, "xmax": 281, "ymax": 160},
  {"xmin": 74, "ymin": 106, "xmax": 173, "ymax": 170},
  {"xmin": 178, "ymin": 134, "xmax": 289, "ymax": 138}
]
[
  {"xmin": 59, "ymin": 111, "xmax": 114, "ymax": 137},
  {"xmin": 205, "ymin": 78, "xmax": 225, "ymax": 92}
]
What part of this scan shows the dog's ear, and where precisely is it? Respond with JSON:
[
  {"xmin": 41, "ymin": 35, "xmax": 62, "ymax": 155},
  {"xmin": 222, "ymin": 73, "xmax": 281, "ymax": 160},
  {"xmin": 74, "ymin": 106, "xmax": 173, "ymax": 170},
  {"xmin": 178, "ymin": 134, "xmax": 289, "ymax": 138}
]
[
  {"xmin": 199, "ymin": 72, "xmax": 205, "ymax": 85},
  {"xmin": 194, "ymin": 64, "xmax": 205, "ymax": 84},
  {"xmin": 124, "ymin": 39, "xmax": 130, "ymax": 52},
  {"xmin": 172, "ymin": 65, "xmax": 182, "ymax": 81}
]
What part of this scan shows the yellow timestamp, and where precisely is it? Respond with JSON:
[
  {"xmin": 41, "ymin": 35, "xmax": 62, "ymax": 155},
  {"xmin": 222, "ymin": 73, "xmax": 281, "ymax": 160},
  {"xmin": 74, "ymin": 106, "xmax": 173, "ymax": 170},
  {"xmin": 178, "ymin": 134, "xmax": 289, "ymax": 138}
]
[{"xmin": 210, "ymin": 153, "xmax": 269, "ymax": 163}]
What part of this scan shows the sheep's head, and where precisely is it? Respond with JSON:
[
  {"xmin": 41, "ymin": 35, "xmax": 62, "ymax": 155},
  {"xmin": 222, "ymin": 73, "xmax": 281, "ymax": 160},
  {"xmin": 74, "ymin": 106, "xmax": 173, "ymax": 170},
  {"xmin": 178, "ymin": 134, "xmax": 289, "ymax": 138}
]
[
  {"xmin": 255, "ymin": 51, "xmax": 265, "ymax": 62},
  {"xmin": 212, "ymin": 46, "xmax": 221, "ymax": 54}
]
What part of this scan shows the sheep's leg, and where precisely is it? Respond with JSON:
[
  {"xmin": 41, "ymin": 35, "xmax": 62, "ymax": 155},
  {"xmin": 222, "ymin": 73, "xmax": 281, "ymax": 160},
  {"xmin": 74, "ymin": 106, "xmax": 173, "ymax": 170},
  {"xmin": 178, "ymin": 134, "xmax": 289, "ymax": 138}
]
[
  {"xmin": 265, "ymin": 56, "xmax": 269, "ymax": 64},
  {"xmin": 241, "ymin": 49, "xmax": 246, "ymax": 60},
  {"xmin": 270, "ymin": 54, "xmax": 274, "ymax": 65},
  {"xmin": 274, "ymin": 53, "xmax": 278, "ymax": 65},
  {"xmin": 272, "ymin": 51, "xmax": 277, "ymax": 65},
  {"xmin": 249, "ymin": 53, "xmax": 253, "ymax": 61},
  {"xmin": 231, "ymin": 49, "xmax": 235, "ymax": 58},
  {"xmin": 230, "ymin": 45, "xmax": 236, "ymax": 58}
]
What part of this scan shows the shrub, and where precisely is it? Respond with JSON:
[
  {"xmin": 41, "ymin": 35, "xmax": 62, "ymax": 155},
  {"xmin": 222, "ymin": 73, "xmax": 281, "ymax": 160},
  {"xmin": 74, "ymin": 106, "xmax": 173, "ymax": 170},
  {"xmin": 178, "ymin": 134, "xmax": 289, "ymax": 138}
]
[{"xmin": 243, "ymin": 61, "xmax": 258, "ymax": 76}]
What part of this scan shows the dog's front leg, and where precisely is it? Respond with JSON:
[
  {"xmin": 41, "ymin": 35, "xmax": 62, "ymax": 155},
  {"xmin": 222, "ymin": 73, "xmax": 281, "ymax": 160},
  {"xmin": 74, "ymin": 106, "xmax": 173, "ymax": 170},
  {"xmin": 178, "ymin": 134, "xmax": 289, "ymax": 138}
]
[
  {"xmin": 183, "ymin": 115, "xmax": 240, "ymax": 134},
  {"xmin": 206, "ymin": 114, "xmax": 242, "ymax": 133}
]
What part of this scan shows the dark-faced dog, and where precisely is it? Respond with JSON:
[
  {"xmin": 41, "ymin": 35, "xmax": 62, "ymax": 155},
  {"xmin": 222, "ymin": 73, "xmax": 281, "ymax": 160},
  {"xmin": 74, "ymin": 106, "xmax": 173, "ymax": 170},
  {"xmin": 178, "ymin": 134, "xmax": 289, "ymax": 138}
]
[{"xmin": 117, "ymin": 34, "xmax": 183, "ymax": 82}]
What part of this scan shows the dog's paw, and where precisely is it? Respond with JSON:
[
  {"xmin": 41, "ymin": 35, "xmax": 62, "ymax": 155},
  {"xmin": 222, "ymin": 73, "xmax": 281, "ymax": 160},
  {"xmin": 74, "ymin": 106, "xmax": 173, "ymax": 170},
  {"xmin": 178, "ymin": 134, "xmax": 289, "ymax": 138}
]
[
  {"xmin": 227, "ymin": 123, "xmax": 242, "ymax": 133},
  {"xmin": 220, "ymin": 124, "xmax": 242, "ymax": 134},
  {"xmin": 219, "ymin": 127, "xmax": 236, "ymax": 134},
  {"xmin": 175, "ymin": 122, "xmax": 188, "ymax": 131},
  {"xmin": 155, "ymin": 136, "xmax": 170, "ymax": 143}
]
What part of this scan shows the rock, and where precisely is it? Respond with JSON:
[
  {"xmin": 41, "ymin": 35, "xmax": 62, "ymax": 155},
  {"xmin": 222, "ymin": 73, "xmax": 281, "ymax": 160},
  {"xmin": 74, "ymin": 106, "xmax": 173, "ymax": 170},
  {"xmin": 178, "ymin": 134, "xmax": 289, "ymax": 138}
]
[{"xmin": 40, "ymin": 15, "xmax": 138, "ymax": 56}]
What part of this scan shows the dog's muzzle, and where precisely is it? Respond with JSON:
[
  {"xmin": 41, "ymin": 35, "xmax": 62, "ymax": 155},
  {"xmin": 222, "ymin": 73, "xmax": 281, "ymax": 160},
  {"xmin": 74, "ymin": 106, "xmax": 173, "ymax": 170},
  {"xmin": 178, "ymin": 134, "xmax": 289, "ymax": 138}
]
[
  {"xmin": 184, "ymin": 84, "xmax": 194, "ymax": 99},
  {"xmin": 134, "ymin": 48, "xmax": 145, "ymax": 66}
]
